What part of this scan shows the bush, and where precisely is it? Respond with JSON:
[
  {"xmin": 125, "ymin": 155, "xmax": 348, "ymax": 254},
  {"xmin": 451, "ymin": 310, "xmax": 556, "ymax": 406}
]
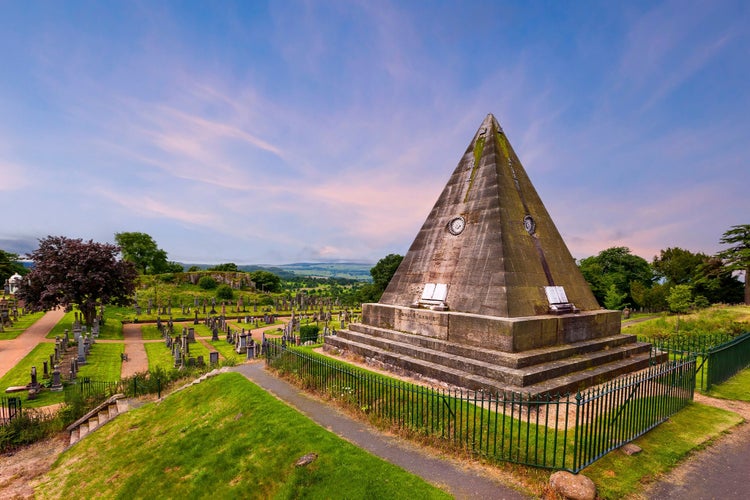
[
  {"xmin": 198, "ymin": 276, "xmax": 218, "ymax": 290},
  {"xmin": 216, "ymin": 284, "xmax": 234, "ymax": 300},
  {"xmin": 300, "ymin": 325, "xmax": 320, "ymax": 343}
]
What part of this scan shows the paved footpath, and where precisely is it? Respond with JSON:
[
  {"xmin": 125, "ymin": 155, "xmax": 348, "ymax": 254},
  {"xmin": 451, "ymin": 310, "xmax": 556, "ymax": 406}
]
[
  {"xmin": 0, "ymin": 308, "xmax": 65, "ymax": 379},
  {"xmin": 233, "ymin": 362, "xmax": 529, "ymax": 500},
  {"xmin": 120, "ymin": 324, "xmax": 149, "ymax": 378},
  {"xmin": 642, "ymin": 394, "xmax": 750, "ymax": 499}
]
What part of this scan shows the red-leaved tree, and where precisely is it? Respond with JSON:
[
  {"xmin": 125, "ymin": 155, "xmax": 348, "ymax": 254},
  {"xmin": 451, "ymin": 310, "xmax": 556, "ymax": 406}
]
[{"xmin": 16, "ymin": 236, "xmax": 137, "ymax": 326}]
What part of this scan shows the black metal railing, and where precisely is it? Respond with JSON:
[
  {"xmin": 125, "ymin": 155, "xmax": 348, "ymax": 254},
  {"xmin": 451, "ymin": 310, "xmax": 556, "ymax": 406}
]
[
  {"xmin": 0, "ymin": 396, "xmax": 22, "ymax": 426},
  {"xmin": 263, "ymin": 338, "xmax": 695, "ymax": 472}
]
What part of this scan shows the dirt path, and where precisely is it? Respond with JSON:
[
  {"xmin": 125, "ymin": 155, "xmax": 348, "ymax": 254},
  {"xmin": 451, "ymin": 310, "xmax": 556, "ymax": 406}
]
[
  {"xmin": 0, "ymin": 309, "xmax": 65, "ymax": 379},
  {"xmin": 120, "ymin": 324, "xmax": 149, "ymax": 378}
]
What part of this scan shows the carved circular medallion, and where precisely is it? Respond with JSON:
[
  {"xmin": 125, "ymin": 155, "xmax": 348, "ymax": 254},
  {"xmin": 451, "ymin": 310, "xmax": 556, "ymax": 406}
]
[
  {"xmin": 448, "ymin": 216, "xmax": 466, "ymax": 235},
  {"xmin": 523, "ymin": 215, "xmax": 536, "ymax": 235}
]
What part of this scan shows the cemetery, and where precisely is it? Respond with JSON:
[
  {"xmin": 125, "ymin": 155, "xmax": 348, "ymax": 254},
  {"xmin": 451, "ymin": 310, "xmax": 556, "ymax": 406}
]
[{"xmin": 0, "ymin": 116, "xmax": 748, "ymax": 498}]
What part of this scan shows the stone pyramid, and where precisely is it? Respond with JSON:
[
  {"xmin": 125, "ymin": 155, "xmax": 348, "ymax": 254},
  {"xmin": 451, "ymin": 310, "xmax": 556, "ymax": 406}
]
[
  {"xmin": 325, "ymin": 114, "xmax": 657, "ymax": 396},
  {"xmin": 381, "ymin": 113, "xmax": 599, "ymax": 318}
]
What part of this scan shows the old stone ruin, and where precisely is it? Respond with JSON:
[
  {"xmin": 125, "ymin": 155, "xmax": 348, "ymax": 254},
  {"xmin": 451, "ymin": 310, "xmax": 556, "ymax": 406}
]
[{"xmin": 326, "ymin": 114, "xmax": 662, "ymax": 397}]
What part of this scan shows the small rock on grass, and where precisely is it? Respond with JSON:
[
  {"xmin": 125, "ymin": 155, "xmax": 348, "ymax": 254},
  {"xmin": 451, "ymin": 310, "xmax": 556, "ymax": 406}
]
[
  {"xmin": 295, "ymin": 453, "xmax": 318, "ymax": 467},
  {"xmin": 549, "ymin": 471, "xmax": 596, "ymax": 500}
]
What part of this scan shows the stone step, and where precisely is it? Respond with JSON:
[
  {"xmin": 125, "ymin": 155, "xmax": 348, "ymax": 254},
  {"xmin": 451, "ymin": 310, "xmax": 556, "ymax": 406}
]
[
  {"xmin": 347, "ymin": 323, "xmax": 639, "ymax": 368},
  {"xmin": 87, "ymin": 415, "xmax": 99, "ymax": 432},
  {"xmin": 325, "ymin": 335, "xmax": 660, "ymax": 397},
  {"xmin": 69, "ymin": 427, "xmax": 79, "ymax": 446},
  {"xmin": 98, "ymin": 409, "xmax": 110, "ymax": 425},
  {"xmin": 78, "ymin": 421, "xmax": 90, "ymax": 439},
  {"xmin": 108, "ymin": 402, "xmax": 119, "ymax": 419},
  {"xmin": 333, "ymin": 329, "xmax": 651, "ymax": 387}
]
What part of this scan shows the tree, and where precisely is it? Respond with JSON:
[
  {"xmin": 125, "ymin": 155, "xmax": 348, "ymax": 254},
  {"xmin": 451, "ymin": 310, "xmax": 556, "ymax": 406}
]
[
  {"xmin": 249, "ymin": 270, "xmax": 282, "ymax": 293},
  {"xmin": 578, "ymin": 247, "xmax": 653, "ymax": 307},
  {"xmin": 16, "ymin": 236, "xmax": 137, "ymax": 327},
  {"xmin": 114, "ymin": 232, "xmax": 178, "ymax": 275},
  {"xmin": 208, "ymin": 263, "xmax": 240, "ymax": 272},
  {"xmin": 652, "ymin": 247, "xmax": 707, "ymax": 285},
  {"xmin": 718, "ymin": 224, "xmax": 750, "ymax": 305},
  {"xmin": 370, "ymin": 254, "xmax": 403, "ymax": 292},
  {"xmin": 198, "ymin": 276, "xmax": 218, "ymax": 290},
  {"xmin": 0, "ymin": 249, "xmax": 26, "ymax": 283},
  {"xmin": 667, "ymin": 284, "xmax": 693, "ymax": 314},
  {"xmin": 216, "ymin": 284, "xmax": 234, "ymax": 300},
  {"xmin": 603, "ymin": 284, "xmax": 628, "ymax": 310}
]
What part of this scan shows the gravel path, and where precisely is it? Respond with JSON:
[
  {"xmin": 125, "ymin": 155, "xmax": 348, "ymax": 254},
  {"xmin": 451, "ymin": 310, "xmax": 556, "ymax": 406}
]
[
  {"xmin": 0, "ymin": 308, "xmax": 65, "ymax": 379},
  {"xmin": 120, "ymin": 323, "xmax": 149, "ymax": 378}
]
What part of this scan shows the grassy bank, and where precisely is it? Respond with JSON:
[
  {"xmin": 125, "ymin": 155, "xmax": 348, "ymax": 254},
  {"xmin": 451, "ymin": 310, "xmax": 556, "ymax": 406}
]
[{"xmin": 36, "ymin": 372, "xmax": 450, "ymax": 499}]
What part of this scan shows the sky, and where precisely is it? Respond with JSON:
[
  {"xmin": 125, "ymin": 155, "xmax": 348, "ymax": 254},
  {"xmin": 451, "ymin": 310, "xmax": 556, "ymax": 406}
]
[{"xmin": 1, "ymin": 1, "xmax": 748, "ymax": 266}]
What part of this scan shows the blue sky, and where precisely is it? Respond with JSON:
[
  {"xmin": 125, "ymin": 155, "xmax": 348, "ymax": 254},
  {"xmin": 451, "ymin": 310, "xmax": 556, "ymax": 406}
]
[{"xmin": 1, "ymin": 0, "xmax": 748, "ymax": 265}]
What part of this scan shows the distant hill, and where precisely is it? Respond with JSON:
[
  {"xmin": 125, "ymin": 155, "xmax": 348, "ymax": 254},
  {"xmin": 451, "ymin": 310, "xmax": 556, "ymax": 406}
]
[{"xmin": 181, "ymin": 262, "xmax": 373, "ymax": 281}]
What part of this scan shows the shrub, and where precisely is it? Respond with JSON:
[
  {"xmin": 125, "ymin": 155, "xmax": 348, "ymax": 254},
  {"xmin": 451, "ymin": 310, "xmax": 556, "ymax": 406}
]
[
  {"xmin": 198, "ymin": 276, "xmax": 218, "ymax": 290},
  {"xmin": 216, "ymin": 284, "xmax": 234, "ymax": 300},
  {"xmin": 300, "ymin": 325, "xmax": 320, "ymax": 343}
]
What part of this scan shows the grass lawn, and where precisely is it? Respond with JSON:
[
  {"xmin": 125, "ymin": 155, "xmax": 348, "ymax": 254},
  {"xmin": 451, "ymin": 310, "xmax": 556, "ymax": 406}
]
[
  {"xmin": 706, "ymin": 366, "xmax": 750, "ymax": 401},
  {"xmin": 144, "ymin": 342, "xmax": 174, "ymax": 371},
  {"xmin": 207, "ymin": 339, "xmax": 242, "ymax": 364},
  {"xmin": 140, "ymin": 324, "xmax": 163, "ymax": 340},
  {"xmin": 76, "ymin": 343, "xmax": 124, "ymax": 381},
  {"xmin": 581, "ymin": 402, "xmax": 743, "ymax": 499},
  {"xmin": 0, "ymin": 311, "xmax": 45, "ymax": 340},
  {"xmin": 46, "ymin": 310, "xmax": 77, "ymax": 339},
  {"xmin": 37, "ymin": 372, "xmax": 450, "ymax": 499}
]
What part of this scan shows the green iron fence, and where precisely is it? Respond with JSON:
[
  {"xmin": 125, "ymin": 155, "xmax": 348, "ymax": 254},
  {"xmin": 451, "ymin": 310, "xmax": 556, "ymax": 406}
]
[
  {"xmin": 705, "ymin": 332, "xmax": 750, "ymax": 390},
  {"xmin": 64, "ymin": 375, "xmax": 163, "ymax": 402},
  {"xmin": 263, "ymin": 338, "xmax": 695, "ymax": 472},
  {"xmin": 0, "ymin": 396, "xmax": 22, "ymax": 426},
  {"xmin": 642, "ymin": 332, "xmax": 750, "ymax": 391}
]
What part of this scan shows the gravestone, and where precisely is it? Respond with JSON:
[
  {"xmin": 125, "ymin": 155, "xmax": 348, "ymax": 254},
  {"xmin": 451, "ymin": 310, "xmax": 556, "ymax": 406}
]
[{"xmin": 209, "ymin": 351, "xmax": 219, "ymax": 365}]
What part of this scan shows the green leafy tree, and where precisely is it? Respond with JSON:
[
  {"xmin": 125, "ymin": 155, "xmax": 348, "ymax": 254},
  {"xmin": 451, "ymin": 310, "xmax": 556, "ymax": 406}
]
[
  {"xmin": 216, "ymin": 284, "xmax": 234, "ymax": 300},
  {"xmin": 578, "ymin": 247, "xmax": 653, "ymax": 307},
  {"xmin": 692, "ymin": 257, "xmax": 744, "ymax": 304},
  {"xmin": 208, "ymin": 263, "xmax": 240, "ymax": 272},
  {"xmin": 114, "ymin": 232, "xmax": 179, "ymax": 275},
  {"xmin": 0, "ymin": 249, "xmax": 27, "ymax": 283},
  {"xmin": 667, "ymin": 284, "xmax": 693, "ymax": 314},
  {"xmin": 718, "ymin": 224, "xmax": 750, "ymax": 305},
  {"xmin": 198, "ymin": 276, "xmax": 218, "ymax": 290},
  {"xmin": 370, "ymin": 254, "xmax": 403, "ymax": 292},
  {"xmin": 249, "ymin": 270, "xmax": 282, "ymax": 293},
  {"xmin": 603, "ymin": 284, "xmax": 628, "ymax": 310},
  {"xmin": 16, "ymin": 236, "xmax": 137, "ymax": 326},
  {"xmin": 652, "ymin": 247, "xmax": 707, "ymax": 285}
]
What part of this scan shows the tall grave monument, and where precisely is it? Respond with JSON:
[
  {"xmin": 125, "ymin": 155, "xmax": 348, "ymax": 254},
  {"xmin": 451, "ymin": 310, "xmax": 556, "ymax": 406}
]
[{"xmin": 326, "ymin": 114, "xmax": 658, "ymax": 396}]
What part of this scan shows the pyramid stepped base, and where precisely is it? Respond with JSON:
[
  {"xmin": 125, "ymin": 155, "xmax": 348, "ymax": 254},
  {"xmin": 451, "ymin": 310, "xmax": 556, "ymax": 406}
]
[{"xmin": 324, "ymin": 326, "xmax": 663, "ymax": 397}]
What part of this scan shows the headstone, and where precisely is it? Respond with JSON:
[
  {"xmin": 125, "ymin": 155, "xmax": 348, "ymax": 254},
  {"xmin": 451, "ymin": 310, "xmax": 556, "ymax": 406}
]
[
  {"xmin": 209, "ymin": 351, "xmax": 219, "ymax": 365},
  {"xmin": 51, "ymin": 368, "xmax": 63, "ymax": 392}
]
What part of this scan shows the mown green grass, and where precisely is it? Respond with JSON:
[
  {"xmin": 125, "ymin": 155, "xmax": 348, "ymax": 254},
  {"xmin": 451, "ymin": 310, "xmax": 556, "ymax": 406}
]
[
  {"xmin": 37, "ymin": 372, "xmax": 451, "ymax": 499},
  {"xmin": 76, "ymin": 343, "xmax": 124, "ymax": 381},
  {"xmin": 706, "ymin": 366, "xmax": 750, "ymax": 401},
  {"xmin": 582, "ymin": 402, "xmax": 742, "ymax": 499},
  {"xmin": 144, "ymin": 342, "xmax": 174, "ymax": 371},
  {"xmin": 0, "ymin": 311, "xmax": 45, "ymax": 340}
]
